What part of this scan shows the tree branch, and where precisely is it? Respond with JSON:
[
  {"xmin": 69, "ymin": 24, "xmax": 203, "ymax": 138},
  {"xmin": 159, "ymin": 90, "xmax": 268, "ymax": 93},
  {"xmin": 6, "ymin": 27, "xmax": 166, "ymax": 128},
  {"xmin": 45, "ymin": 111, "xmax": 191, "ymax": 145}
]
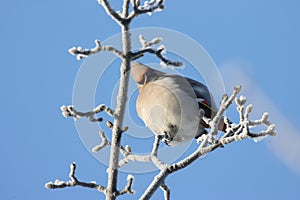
[
  {"xmin": 151, "ymin": 135, "xmax": 162, "ymax": 156},
  {"xmin": 122, "ymin": 0, "xmax": 130, "ymax": 18},
  {"xmin": 118, "ymin": 135, "xmax": 166, "ymax": 170},
  {"xmin": 105, "ymin": 23, "xmax": 132, "ymax": 200},
  {"xmin": 139, "ymin": 35, "xmax": 162, "ymax": 48},
  {"xmin": 160, "ymin": 182, "xmax": 170, "ymax": 200},
  {"xmin": 131, "ymin": 35, "xmax": 183, "ymax": 67},
  {"xmin": 60, "ymin": 104, "xmax": 114, "ymax": 121},
  {"xmin": 45, "ymin": 163, "xmax": 106, "ymax": 193},
  {"xmin": 92, "ymin": 129, "xmax": 131, "ymax": 158},
  {"xmin": 128, "ymin": 0, "xmax": 165, "ymax": 20},
  {"xmin": 68, "ymin": 40, "xmax": 124, "ymax": 60},
  {"xmin": 92, "ymin": 131, "xmax": 111, "ymax": 152},
  {"xmin": 98, "ymin": 0, "xmax": 125, "ymax": 25},
  {"xmin": 116, "ymin": 175, "xmax": 135, "ymax": 196},
  {"xmin": 140, "ymin": 167, "xmax": 170, "ymax": 200}
]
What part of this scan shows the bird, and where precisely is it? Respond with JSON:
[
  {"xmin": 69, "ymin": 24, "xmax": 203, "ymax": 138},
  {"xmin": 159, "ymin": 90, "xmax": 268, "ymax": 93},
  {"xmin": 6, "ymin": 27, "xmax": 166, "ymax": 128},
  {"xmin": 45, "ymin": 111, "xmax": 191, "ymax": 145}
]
[{"xmin": 131, "ymin": 62, "xmax": 227, "ymax": 146}]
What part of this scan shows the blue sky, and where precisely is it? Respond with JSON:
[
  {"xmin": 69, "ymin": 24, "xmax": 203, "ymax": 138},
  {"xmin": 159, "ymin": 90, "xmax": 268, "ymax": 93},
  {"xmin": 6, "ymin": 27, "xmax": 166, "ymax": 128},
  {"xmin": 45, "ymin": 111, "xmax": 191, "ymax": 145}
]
[{"xmin": 1, "ymin": 0, "xmax": 300, "ymax": 199}]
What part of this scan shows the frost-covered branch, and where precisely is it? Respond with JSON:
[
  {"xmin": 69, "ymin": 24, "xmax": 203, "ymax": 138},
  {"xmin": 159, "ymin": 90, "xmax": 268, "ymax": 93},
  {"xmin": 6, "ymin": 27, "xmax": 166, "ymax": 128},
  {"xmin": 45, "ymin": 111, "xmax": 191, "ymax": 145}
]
[
  {"xmin": 160, "ymin": 182, "xmax": 170, "ymax": 200},
  {"xmin": 45, "ymin": 163, "xmax": 106, "ymax": 193},
  {"xmin": 91, "ymin": 122, "xmax": 130, "ymax": 155},
  {"xmin": 131, "ymin": 35, "xmax": 183, "ymax": 67},
  {"xmin": 68, "ymin": 40, "xmax": 124, "ymax": 60},
  {"xmin": 118, "ymin": 135, "xmax": 166, "ymax": 169},
  {"xmin": 92, "ymin": 131, "xmax": 111, "ymax": 152},
  {"xmin": 60, "ymin": 104, "xmax": 114, "ymax": 121},
  {"xmin": 151, "ymin": 135, "xmax": 162, "ymax": 156},
  {"xmin": 140, "ymin": 167, "xmax": 170, "ymax": 200},
  {"xmin": 92, "ymin": 129, "xmax": 130, "ymax": 157},
  {"xmin": 209, "ymin": 85, "xmax": 242, "ymax": 136},
  {"xmin": 221, "ymin": 95, "xmax": 276, "ymax": 141},
  {"xmin": 122, "ymin": 0, "xmax": 130, "ymax": 18},
  {"xmin": 98, "ymin": 0, "xmax": 124, "ymax": 24},
  {"xmin": 116, "ymin": 175, "xmax": 135, "ymax": 196},
  {"xmin": 128, "ymin": 0, "xmax": 165, "ymax": 19},
  {"xmin": 139, "ymin": 35, "xmax": 162, "ymax": 48}
]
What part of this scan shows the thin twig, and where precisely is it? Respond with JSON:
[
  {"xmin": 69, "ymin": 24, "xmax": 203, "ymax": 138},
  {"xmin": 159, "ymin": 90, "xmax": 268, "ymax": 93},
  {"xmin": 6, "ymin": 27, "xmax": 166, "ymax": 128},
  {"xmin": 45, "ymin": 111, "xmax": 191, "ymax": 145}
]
[
  {"xmin": 60, "ymin": 104, "xmax": 114, "ymax": 121},
  {"xmin": 92, "ymin": 131, "xmax": 131, "ymax": 157},
  {"xmin": 160, "ymin": 182, "xmax": 170, "ymax": 200},
  {"xmin": 139, "ymin": 35, "xmax": 162, "ymax": 48},
  {"xmin": 92, "ymin": 131, "xmax": 111, "ymax": 152},
  {"xmin": 98, "ymin": 0, "xmax": 125, "ymax": 25},
  {"xmin": 68, "ymin": 40, "xmax": 124, "ymax": 60},
  {"xmin": 118, "ymin": 135, "xmax": 166, "ymax": 169},
  {"xmin": 45, "ymin": 163, "xmax": 106, "ymax": 193},
  {"xmin": 122, "ymin": 0, "xmax": 130, "ymax": 18},
  {"xmin": 116, "ymin": 175, "xmax": 135, "ymax": 196},
  {"xmin": 131, "ymin": 44, "xmax": 182, "ymax": 67},
  {"xmin": 128, "ymin": 0, "xmax": 165, "ymax": 19},
  {"xmin": 151, "ymin": 135, "xmax": 161, "ymax": 156},
  {"xmin": 131, "ymin": 35, "xmax": 183, "ymax": 66}
]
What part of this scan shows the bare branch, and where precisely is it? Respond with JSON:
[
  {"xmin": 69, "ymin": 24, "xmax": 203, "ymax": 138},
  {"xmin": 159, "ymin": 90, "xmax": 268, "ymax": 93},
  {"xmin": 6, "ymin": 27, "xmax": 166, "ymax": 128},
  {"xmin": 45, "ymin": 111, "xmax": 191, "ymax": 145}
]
[
  {"xmin": 131, "ymin": 35, "xmax": 183, "ymax": 67},
  {"xmin": 118, "ymin": 135, "xmax": 166, "ymax": 169},
  {"xmin": 209, "ymin": 85, "xmax": 242, "ymax": 136},
  {"xmin": 45, "ymin": 163, "xmax": 106, "ymax": 193},
  {"xmin": 151, "ymin": 135, "xmax": 162, "ymax": 156},
  {"xmin": 122, "ymin": 0, "xmax": 130, "ymax": 18},
  {"xmin": 139, "ymin": 35, "xmax": 162, "ymax": 48},
  {"xmin": 106, "ymin": 46, "xmax": 131, "ymax": 200},
  {"xmin": 128, "ymin": 0, "xmax": 165, "ymax": 19},
  {"xmin": 160, "ymin": 182, "xmax": 170, "ymax": 200},
  {"xmin": 249, "ymin": 112, "xmax": 273, "ymax": 127},
  {"xmin": 60, "ymin": 104, "xmax": 114, "ymax": 121},
  {"xmin": 68, "ymin": 40, "xmax": 124, "ymax": 60},
  {"xmin": 118, "ymin": 153, "xmax": 149, "ymax": 168},
  {"xmin": 118, "ymin": 151, "xmax": 166, "ymax": 170},
  {"xmin": 98, "ymin": 0, "xmax": 124, "ymax": 24},
  {"xmin": 140, "ymin": 167, "xmax": 170, "ymax": 200},
  {"xmin": 92, "ymin": 131, "xmax": 131, "ymax": 158},
  {"xmin": 92, "ymin": 131, "xmax": 111, "ymax": 152},
  {"xmin": 116, "ymin": 175, "xmax": 135, "ymax": 196}
]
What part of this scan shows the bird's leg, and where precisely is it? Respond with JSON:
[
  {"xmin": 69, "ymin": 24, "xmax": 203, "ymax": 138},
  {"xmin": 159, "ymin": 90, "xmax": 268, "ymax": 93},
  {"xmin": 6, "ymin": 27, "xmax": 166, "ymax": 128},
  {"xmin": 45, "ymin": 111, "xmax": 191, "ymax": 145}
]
[{"xmin": 162, "ymin": 131, "xmax": 171, "ymax": 146}]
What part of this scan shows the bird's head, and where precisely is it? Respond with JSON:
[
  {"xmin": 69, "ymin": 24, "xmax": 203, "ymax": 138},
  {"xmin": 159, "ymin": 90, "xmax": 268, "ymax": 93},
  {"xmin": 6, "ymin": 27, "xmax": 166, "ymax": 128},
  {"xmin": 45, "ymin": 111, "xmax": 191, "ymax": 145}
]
[{"xmin": 131, "ymin": 62, "xmax": 165, "ymax": 91}]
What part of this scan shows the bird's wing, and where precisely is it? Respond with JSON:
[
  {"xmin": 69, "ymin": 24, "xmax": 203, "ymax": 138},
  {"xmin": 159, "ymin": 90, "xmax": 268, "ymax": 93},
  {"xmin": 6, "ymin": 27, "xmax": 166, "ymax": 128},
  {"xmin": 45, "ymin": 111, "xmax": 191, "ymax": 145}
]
[
  {"xmin": 184, "ymin": 77, "xmax": 217, "ymax": 119},
  {"xmin": 185, "ymin": 77, "xmax": 229, "ymax": 132}
]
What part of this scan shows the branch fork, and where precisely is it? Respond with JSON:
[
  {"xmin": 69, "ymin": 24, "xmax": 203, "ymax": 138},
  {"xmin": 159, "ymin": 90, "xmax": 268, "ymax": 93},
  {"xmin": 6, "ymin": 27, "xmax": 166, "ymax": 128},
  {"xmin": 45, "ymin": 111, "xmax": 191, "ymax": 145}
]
[{"xmin": 45, "ymin": 163, "xmax": 106, "ymax": 193}]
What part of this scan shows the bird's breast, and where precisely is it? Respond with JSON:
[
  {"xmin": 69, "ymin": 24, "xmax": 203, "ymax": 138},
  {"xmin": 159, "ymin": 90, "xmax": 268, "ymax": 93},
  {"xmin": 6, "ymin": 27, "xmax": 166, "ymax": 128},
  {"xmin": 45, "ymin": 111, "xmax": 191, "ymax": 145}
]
[{"xmin": 136, "ymin": 76, "xmax": 200, "ymax": 145}]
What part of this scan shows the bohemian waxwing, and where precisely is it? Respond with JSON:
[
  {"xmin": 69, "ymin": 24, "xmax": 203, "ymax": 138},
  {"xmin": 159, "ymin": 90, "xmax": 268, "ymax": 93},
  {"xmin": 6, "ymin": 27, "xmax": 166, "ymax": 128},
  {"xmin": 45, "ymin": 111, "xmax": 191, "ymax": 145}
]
[{"xmin": 131, "ymin": 62, "xmax": 226, "ymax": 146}]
